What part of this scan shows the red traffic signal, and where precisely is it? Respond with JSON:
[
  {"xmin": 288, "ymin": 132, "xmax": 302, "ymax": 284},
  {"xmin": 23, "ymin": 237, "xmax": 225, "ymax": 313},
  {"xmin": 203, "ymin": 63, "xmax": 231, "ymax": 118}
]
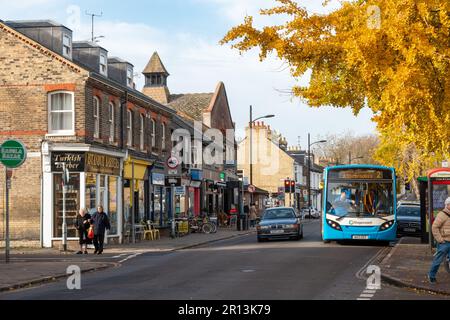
[{"xmin": 284, "ymin": 180, "xmax": 291, "ymax": 193}]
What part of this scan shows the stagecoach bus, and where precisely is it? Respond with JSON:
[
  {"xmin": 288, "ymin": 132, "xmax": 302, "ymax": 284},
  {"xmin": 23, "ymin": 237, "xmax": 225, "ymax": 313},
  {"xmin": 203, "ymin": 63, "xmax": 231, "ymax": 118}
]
[{"xmin": 322, "ymin": 165, "xmax": 397, "ymax": 243}]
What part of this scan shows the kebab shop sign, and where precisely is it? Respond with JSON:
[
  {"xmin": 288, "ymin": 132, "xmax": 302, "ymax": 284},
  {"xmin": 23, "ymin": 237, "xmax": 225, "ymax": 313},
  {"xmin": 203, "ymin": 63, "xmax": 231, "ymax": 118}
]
[{"xmin": 0, "ymin": 140, "xmax": 27, "ymax": 169}]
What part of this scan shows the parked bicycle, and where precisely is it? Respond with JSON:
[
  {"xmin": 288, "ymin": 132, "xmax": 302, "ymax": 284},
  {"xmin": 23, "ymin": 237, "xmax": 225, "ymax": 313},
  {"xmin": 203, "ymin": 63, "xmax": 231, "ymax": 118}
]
[{"xmin": 189, "ymin": 216, "xmax": 217, "ymax": 234}]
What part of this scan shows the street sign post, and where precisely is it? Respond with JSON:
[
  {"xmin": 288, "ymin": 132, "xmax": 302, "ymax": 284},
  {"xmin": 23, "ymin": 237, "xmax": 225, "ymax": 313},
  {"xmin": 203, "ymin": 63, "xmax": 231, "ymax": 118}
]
[
  {"xmin": 248, "ymin": 185, "xmax": 256, "ymax": 194},
  {"xmin": 1, "ymin": 140, "xmax": 27, "ymax": 263},
  {"xmin": 55, "ymin": 162, "xmax": 70, "ymax": 252}
]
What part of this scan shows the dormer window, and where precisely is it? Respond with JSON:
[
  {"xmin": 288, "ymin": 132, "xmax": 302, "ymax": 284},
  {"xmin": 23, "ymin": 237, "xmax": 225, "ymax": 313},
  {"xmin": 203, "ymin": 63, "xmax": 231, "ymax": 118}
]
[
  {"xmin": 63, "ymin": 34, "xmax": 72, "ymax": 59},
  {"xmin": 127, "ymin": 67, "xmax": 133, "ymax": 88},
  {"xmin": 100, "ymin": 53, "xmax": 108, "ymax": 76}
]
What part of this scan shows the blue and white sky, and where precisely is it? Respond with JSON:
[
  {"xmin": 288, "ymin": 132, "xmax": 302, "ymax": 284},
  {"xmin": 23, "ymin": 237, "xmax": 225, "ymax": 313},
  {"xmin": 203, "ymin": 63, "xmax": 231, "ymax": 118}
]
[{"xmin": 1, "ymin": 0, "xmax": 377, "ymax": 148}]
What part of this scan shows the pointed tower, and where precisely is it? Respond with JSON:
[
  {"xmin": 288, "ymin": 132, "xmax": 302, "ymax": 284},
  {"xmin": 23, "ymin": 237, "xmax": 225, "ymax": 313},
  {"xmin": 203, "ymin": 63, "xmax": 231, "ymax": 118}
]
[{"xmin": 142, "ymin": 52, "xmax": 170, "ymax": 104}]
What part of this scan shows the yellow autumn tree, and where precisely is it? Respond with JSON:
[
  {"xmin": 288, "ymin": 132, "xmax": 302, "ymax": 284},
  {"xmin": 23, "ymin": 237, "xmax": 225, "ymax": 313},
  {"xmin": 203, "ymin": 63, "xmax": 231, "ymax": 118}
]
[{"xmin": 221, "ymin": 0, "xmax": 450, "ymax": 184}]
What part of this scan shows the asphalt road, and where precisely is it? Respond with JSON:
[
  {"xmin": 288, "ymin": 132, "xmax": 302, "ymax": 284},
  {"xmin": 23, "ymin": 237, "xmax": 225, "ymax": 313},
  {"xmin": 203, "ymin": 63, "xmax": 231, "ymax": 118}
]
[{"xmin": 0, "ymin": 221, "xmax": 447, "ymax": 300}]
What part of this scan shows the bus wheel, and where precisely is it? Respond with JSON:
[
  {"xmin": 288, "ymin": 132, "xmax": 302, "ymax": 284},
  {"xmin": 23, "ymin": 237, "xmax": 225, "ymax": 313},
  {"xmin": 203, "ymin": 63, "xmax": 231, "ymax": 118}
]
[{"xmin": 323, "ymin": 240, "xmax": 331, "ymax": 244}]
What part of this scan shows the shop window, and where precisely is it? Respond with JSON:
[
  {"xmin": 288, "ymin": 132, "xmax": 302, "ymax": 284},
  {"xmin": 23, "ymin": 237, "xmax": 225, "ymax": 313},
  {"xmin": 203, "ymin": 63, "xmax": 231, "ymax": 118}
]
[
  {"xmin": 48, "ymin": 91, "xmax": 75, "ymax": 135},
  {"xmin": 53, "ymin": 173, "xmax": 80, "ymax": 238},
  {"xmin": 85, "ymin": 173, "xmax": 97, "ymax": 212},
  {"xmin": 108, "ymin": 176, "xmax": 118, "ymax": 235}
]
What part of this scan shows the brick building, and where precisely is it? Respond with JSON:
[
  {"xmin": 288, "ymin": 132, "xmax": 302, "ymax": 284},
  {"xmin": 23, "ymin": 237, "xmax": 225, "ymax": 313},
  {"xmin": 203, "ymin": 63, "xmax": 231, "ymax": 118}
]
[
  {"xmin": 142, "ymin": 52, "xmax": 239, "ymax": 216},
  {"xmin": 0, "ymin": 20, "xmax": 175, "ymax": 248}
]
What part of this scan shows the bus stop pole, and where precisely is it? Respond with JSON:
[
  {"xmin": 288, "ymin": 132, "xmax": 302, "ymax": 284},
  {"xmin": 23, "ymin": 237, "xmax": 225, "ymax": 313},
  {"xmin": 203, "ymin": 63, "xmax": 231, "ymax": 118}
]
[{"xmin": 5, "ymin": 167, "xmax": 10, "ymax": 264}]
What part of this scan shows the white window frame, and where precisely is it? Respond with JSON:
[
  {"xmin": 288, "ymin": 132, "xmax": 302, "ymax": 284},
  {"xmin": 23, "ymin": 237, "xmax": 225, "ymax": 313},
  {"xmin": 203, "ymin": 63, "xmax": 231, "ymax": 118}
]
[
  {"xmin": 161, "ymin": 123, "xmax": 166, "ymax": 151},
  {"xmin": 151, "ymin": 119, "xmax": 156, "ymax": 150},
  {"xmin": 109, "ymin": 102, "xmax": 115, "ymax": 143},
  {"xmin": 93, "ymin": 96, "xmax": 100, "ymax": 139},
  {"xmin": 100, "ymin": 53, "xmax": 108, "ymax": 76},
  {"xmin": 48, "ymin": 91, "xmax": 75, "ymax": 136},
  {"xmin": 127, "ymin": 110, "xmax": 133, "ymax": 147},
  {"xmin": 62, "ymin": 34, "xmax": 72, "ymax": 59},
  {"xmin": 127, "ymin": 67, "xmax": 133, "ymax": 88},
  {"xmin": 140, "ymin": 114, "xmax": 145, "ymax": 151}
]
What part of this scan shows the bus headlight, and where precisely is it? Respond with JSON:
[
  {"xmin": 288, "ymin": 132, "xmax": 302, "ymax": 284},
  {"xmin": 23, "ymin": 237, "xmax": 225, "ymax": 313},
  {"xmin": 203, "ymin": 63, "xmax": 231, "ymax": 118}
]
[
  {"xmin": 379, "ymin": 221, "xmax": 395, "ymax": 231},
  {"xmin": 327, "ymin": 220, "xmax": 342, "ymax": 231}
]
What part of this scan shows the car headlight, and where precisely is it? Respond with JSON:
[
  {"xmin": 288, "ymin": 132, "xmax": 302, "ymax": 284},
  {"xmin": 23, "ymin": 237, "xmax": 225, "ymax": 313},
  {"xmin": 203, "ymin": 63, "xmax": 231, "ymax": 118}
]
[
  {"xmin": 327, "ymin": 219, "xmax": 342, "ymax": 231},
  {"xmin": 258, "ymin": 226, "xmax": 270, "ymax": 230},
  {"xmin": 283, "ymin": 224, "xmax": 299, "ymax": 229},
  {"xmin": 379, "ymin": 221, "xmax": 395, "ymax": 231}
]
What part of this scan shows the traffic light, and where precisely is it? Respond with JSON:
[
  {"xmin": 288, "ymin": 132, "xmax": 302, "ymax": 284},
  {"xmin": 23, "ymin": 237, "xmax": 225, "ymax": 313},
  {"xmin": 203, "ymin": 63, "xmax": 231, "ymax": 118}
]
[
  {"xmin": 290, "ymin": 180, "xmax": 296, "ymax": 193},
  {"xmin": 284, "ymin": 180, "xmax": 291, "ymax": 193}
]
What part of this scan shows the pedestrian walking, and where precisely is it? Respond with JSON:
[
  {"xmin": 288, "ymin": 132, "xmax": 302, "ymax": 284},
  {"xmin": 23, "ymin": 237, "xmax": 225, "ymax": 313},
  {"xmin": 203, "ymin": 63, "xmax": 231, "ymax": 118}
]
[
  {"xmin": 249, "ymin": 203, "xmax": 258, "ymax": 228},
  {"xmin": 428, "ymin": 197, "xmax": 450, "ymax": 283},
  {"xmin": 90, "ymin": 205, "xmax": 111, "ymax": 255},
  {"xmin": 74, "ymin": 208, "xmax": 91, "ymax": 255}
]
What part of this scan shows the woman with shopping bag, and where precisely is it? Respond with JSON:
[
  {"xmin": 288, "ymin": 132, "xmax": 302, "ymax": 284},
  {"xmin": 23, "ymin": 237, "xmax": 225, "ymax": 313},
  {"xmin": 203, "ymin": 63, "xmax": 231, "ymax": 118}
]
[{"xmin": 74, "ymin": 208, "xmax": 92, "ymax": 255}]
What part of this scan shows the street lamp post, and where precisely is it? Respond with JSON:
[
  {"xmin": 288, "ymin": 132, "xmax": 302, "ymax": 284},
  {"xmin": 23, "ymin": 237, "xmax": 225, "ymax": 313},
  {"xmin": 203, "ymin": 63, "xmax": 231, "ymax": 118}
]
[
  {"xmin": 249, "ymin": 106, "xmax": 274, "ymax": 202},
  {"xmin": 248, "ymin": 106, "xmax": 274, "ymax": 231},
  {"xmin": 307, "ymin": 134, "xmax": 327, "ymax": 219}
]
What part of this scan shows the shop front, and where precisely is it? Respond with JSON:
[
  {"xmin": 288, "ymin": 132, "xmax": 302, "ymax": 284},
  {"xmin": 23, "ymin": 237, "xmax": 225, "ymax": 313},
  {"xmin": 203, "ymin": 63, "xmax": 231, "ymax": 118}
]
[
  {"xmin": 150, "ymin": 169, "xmax": 167, "ymax": 227},
  {"xmin": 190, "ymin": 169, "xmax": 203, "ymax": 217},
  {"xmin": 123, "ymin": 156, "xmax": 152, "ymax": 239},
  {"xmin": 42, "ymin": 149, "xmax": 124, "ymax": 248}
]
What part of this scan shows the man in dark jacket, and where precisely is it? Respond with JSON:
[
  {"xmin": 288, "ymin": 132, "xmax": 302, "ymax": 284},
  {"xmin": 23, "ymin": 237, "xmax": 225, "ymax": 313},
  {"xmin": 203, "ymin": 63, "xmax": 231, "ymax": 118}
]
[{"xmin": 90, "ymin": 205, "xmax": 111, "ymax": 255}]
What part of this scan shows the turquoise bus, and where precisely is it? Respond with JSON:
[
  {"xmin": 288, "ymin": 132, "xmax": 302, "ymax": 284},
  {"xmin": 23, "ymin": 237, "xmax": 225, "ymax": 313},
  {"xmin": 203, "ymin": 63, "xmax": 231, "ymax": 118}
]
[{"xmin": 322, "ymin": 165, "xmax": 397, "ymax": 243}]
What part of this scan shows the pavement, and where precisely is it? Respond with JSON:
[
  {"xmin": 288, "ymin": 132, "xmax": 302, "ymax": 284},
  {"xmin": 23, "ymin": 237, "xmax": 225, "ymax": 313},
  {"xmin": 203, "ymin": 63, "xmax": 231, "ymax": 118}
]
[
  {"xmin": 380, "ymin": 237, "xmax": 450, "ymax": 296},
  {"xmin": 0, "ymin": 227, "xmax": 255, "ymax": 292}
]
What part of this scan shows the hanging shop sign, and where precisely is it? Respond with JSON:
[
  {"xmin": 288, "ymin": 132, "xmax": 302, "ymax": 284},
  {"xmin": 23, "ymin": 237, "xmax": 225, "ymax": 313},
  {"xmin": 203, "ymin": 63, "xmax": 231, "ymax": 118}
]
[
  {"xmin": 166, "ymin": 176, "xmax": 182, "ymax": 186},
  {"xmin": 152, "ymin": 173, "xmax": 166, "ymax": 186}
]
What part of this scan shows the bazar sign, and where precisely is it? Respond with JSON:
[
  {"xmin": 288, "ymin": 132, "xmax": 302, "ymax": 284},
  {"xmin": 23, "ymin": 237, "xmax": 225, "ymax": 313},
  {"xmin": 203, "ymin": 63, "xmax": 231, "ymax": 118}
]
[
  {"xmin": 52, "ymin": 152, "xmax": 120, "ymax": 175},
  {"xmin": 0, "ymin": 140, "xmax": 27, "ymax": 168}
]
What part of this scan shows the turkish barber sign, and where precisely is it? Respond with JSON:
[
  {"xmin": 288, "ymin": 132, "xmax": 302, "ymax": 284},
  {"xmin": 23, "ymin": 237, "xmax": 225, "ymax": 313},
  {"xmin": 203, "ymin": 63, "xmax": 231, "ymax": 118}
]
[{"xmin": 51, "ymin": 152, "xmax": 85, "ymax": 172}]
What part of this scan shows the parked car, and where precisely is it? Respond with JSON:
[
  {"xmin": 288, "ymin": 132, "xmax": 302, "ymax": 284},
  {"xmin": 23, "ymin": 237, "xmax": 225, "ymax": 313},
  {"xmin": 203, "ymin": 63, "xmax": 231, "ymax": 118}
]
[
  {"xmin": 300, "ymin": 207, "xmax": 320, "ymax": 219},
  {"xmin": 257, "ymin": 207, "xmax": 303, "ymax": 242},
  {"xmin": 397, "ymin": 202, "xmax": 421, "ymax": 237}
]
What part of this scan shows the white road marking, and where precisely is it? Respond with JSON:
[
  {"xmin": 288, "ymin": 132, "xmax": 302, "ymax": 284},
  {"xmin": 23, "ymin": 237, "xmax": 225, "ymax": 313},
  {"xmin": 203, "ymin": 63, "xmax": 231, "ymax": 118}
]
[{"xmin": 119, "ymin": 253, "xmax": 142, "ymax": 264}]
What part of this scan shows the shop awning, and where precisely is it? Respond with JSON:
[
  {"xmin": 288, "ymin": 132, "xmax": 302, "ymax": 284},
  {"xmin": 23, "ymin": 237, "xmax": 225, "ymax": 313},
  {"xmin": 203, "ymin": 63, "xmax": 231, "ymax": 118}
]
[{"xmin": 124, "ymin": 157, "xmax": 152, "ymax": 180}]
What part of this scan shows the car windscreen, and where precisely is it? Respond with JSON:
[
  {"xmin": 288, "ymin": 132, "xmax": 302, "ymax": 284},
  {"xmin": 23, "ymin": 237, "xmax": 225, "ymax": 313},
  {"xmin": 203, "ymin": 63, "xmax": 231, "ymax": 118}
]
[
  {"xmin": 397, "ymin": 206, "xmax": 420, "ymax": 217},
  {"xmin": 263, "ymin": 209, "xmax": 295, "ymax": 220}
]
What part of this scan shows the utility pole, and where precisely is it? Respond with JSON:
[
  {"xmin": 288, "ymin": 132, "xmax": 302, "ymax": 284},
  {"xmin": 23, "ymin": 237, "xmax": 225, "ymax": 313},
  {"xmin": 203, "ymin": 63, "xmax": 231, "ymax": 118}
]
[
  {"xmin": 86, "ymin": 11, "xmax": 103, "ymax": 42},
  {"xmin": 308, "ymin": 134, "xmax": 311, "ymax": 219},
  {"xmin": 249, "ymin": 105, "xmax": 253, "ymax": 205},
  {"xmin": 5, "ymin": 168, "xmax": 10, "ymax": 263}
]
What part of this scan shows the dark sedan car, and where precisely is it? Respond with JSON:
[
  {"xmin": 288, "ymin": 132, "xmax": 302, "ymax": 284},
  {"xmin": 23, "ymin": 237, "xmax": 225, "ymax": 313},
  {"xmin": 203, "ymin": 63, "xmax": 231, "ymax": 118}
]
[
  {"xmin": 397, "ymin": 203, "xmax": 421, "ymax": 237},
  {"xmin": 257, "ymin": 207, "xmax": 303, "ymax": 242}
]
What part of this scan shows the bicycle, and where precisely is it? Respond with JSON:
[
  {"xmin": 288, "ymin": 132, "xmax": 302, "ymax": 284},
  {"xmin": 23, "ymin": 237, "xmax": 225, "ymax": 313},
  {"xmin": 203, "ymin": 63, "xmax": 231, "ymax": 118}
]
[{"xmin": 188, "ymin": 216, "xmax": 217, "ymax": 234}]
